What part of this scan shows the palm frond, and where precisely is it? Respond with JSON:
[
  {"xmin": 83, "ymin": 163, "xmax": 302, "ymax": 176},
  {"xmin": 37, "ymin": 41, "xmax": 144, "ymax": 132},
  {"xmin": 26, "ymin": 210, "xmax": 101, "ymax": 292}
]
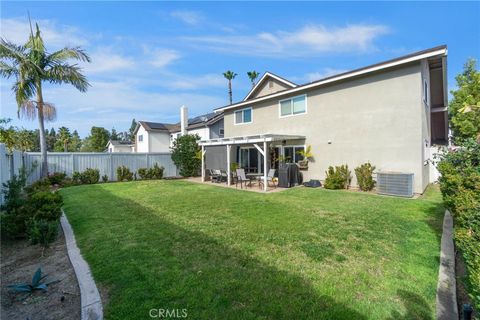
[
  {"xmin": 45, "ymin": 64, "xmax": 90, "ymax": 92},
  {"xmin": 18, "ymin": 100, "xmax": 37, "ymax": 120},
  {"xmin": 0, "ymin": 39, "xmax": 28, "ymax": 62},
  {"xmin": 12, "ymin": 78, "xmax": 36, "ymax": 108},
  {"xmin": 0, "ymin": 61, "xmax": 19, "ymax": 79},
  {"xmin": 42, "ymin": 102, "xmax": 57, "ymax": 122},
  {"xmin": 47, "ymin": 47, "xmax": 91, "ymax": 64},
  {"xmin": 18, "ymin": 101, "xmax": 57, "ymax": 122},
  {"xmin": 25, "ymin": 23, "xmax": 45, "ymax": 54}
]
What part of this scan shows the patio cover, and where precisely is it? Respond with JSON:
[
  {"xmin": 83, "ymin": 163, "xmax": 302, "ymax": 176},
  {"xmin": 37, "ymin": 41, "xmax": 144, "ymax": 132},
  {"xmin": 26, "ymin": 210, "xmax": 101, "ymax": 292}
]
[{"xmin": 198, "ymin": 134, "xmax": 305, "ymax": 191}]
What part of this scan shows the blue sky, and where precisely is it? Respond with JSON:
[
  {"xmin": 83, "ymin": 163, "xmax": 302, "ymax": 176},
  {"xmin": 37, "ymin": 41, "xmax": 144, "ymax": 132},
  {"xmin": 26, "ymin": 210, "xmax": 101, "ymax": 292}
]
[{"xmin": 1, "ymin": 1, "xmax": 479, "ymax": 137}]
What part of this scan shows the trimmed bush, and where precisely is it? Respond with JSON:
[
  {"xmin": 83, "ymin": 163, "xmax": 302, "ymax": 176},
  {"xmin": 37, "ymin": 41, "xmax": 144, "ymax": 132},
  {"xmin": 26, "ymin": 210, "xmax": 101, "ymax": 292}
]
[
  {"xmin": 354, "ymin": 162, "xmax": 376, "ymax": 191},
  {"xmin": 437, "ymin": 139, "xmax": 480, "ymax": 310},
  {"xmin": 27, "ymin": 219, "xmax": 59, "ymax": 247},
  {"xmin": 116, "ymin": 166, "xmax": 134, "ymax": 181},
  {"xmin": 47, "ymin": 172, "xmax": 67, "ymax": 185},
  {"xmin": 27, "ymin": 191, "xmax": 63, "ymax": 222},
  {"xmin": 138, "ymin": 163, "xmax": 164, "ymax": 180},
  {"xmin": 102, "ymin": 174, "xmax": 109, "ymax": 183},
  {"xmin": 80, "ymin": 168, "xmax": 100, "ymax": 184},
  {"xmin": 72, "ymin": 171, "xmax": 82, "ymax": 185},
  {"xmin": 324, "ymin": 165, "xmax": 351, "ymax": 190}
]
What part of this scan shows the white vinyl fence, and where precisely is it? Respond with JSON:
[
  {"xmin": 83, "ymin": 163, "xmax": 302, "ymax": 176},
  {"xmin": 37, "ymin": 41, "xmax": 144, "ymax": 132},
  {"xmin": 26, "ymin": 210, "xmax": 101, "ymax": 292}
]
[{"xmin": 0, "ymin": 143, "xmax": 178, "ymax": 204}]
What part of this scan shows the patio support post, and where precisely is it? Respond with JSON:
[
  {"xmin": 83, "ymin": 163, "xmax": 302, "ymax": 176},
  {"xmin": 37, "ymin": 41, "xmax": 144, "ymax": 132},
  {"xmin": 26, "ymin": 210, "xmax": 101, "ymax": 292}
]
[
  {"xmin": 226, "ymin": 144, "xmax": 231, "ymax": 185},
  {"xmin": 263, "ymin": 141, "xmax": 268, "ymax": 192},
  {"xmin": 201, "ymin": 145, "xmax": 205, "ymax": 182}
]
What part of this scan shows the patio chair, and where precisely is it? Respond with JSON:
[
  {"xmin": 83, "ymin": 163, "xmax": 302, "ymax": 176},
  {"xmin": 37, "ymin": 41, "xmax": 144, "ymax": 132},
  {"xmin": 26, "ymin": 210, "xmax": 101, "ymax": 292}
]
[
  {"xmin": 236, "ymin": 168, "xmax": 252, "ymax": 189},
  {"xmin": 210, "ymin": 169, "xmax": 222, "ymax": 183},
  {"xmin": 258, "ymin": 169, "xmax": 277, "ymax": 189},
  {"xmin": 219, "ymin": 169, "xmax": 228, "ymax": 183}
]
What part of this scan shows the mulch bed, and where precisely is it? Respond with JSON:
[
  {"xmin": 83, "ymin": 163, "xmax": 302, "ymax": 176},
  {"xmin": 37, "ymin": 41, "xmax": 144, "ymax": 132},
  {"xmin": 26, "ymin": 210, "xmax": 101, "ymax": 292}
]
[{"xmin": 1, "ymin": 227, "xmax": 81, "ymax": 320}]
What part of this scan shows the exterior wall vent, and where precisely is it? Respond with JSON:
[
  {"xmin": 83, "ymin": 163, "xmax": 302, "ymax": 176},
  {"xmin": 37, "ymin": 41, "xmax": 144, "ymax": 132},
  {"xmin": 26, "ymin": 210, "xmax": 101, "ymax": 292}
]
[{"xmin": 376, "ymin": 172, "xmax": 414, "ymax": 197}]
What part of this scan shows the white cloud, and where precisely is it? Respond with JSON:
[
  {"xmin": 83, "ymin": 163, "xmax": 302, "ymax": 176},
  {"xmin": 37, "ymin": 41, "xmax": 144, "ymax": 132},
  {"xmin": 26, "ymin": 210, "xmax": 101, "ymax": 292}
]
[
  {"xmin": 170, "ymin": 11, "xmax": 203, "ymax": 25},
  {"xmin": 83, "ymin": 47, "xmax": 136, "ymax": 74},
  {"xmin": 184, "ymin": 24, "xmax": 389, "ymax": 57},
  {"xmin": 0, "ymin": 18, "xmax": 88, "ymax": 49},
  {"xmin": 143, "ymin": 47, "xmax": 181, "ymax": 68},
  {"xmin": 168, "ymin": 74, "xmax": 225, "ymax": 90}
]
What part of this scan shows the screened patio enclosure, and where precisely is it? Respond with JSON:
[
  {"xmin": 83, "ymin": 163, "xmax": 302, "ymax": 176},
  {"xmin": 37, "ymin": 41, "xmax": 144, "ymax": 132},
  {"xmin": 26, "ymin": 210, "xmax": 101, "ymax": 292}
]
[{"xmin": 198, "ymin": 134, "xmax": 305, "ymax": 191}]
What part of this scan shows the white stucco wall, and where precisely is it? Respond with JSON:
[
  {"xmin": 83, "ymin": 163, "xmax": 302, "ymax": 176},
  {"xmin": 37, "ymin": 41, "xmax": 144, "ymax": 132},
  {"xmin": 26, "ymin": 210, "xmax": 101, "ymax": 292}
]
[
  {"xmin": 136, "ymin": 126, "xmax": 149, "ymax": 152},
  {"xmin": 149, "ymin": 131, "xmax": 172, "ymax": 152},
  {"xmin": 188, "ymin": 127, "xmax": 210, "ymax": 140},
  {"xmin": 109, "ymin": 145, "xmax": 134, "ymax": 153}
]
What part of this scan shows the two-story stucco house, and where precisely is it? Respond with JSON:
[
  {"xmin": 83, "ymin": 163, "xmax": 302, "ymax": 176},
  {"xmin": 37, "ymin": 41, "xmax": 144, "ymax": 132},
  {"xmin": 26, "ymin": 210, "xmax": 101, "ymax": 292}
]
[{"xmin": 199, "ymin": 45, "xmax": 449, "ymax": 194}]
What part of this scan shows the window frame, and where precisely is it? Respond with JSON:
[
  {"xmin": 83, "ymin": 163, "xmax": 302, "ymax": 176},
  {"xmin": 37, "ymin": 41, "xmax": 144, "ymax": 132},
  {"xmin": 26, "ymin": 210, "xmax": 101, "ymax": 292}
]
[
  {"xmin": 234, "ymin": 107, "xmax": 253, "ymax": 125},
  {"xmin": 275, "ymin": 144, "xmax": 306, "ymax": 164},
  {"xmin": 138, "ymin": 134, "xmax": 143, "ymax": 142},
  {"xmin": 278, "ymin": 94, "xmax": 307, "ymax": 118}
]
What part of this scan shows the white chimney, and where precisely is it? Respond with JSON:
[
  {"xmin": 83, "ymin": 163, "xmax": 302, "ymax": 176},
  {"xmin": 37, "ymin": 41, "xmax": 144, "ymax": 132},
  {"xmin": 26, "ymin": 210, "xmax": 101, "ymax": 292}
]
[{"xmin": 180, "ymin": 105, "xmax": 188, "ymax": 135}]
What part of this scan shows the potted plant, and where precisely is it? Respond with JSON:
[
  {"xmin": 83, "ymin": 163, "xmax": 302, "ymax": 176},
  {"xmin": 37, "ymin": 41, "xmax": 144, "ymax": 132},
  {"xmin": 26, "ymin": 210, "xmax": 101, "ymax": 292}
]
[{"xmin": 296, "ymin": 145, "xmax": 314, "ymax": 170}]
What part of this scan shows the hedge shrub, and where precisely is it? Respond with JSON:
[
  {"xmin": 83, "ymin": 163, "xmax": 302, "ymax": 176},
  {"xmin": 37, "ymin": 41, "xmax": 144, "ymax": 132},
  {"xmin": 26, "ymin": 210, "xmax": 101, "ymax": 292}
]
[
  {"xmin": 324, "ymin": 164, "xmax": 352, "ymax": 189},
  {"xmin": 116, "ymin": 166, "xmax": 134, "ymax": 181},
  {"xmin": 437, "ymin": 139, "xmax": 480, "ymax": 310},
  {"xmin": 138, "ymin": 163, "xmax": 164, "ymax": 180},
  {"xmin": 354, "ymin": 162, "xmax": 376, "ymax": 191}
]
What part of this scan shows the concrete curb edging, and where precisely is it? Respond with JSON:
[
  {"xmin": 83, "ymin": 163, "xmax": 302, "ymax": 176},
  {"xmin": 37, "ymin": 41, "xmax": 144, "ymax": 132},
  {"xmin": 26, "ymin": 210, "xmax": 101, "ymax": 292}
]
[
  {"xmin": 436, "ymin": 209, "xmax": 458, "ymax": 320},
  {"xmin": 61, "ymin": 211, "xmax": 103, "ymax": 320}
]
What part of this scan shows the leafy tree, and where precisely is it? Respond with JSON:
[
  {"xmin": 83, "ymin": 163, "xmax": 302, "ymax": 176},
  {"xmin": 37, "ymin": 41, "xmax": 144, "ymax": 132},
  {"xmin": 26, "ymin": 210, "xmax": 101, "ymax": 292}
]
[
  {"xmin": 46, "ymin": 128, "xmax": 56, "ymax": 151},
  {"xmin": 0, "ymin": 22, "xmax": 90, "ymax": 176},
  {"xmin": 110, "ymin": 128, "xmax": 119, "ymax": 140},
  {"xmin": 82, "ymin": 126, "xmax": 110, "ymax": 152},
  {"xmin": 0, "ymin": 118, "xmax": 16, "ymax": 151},
  {"xmin": 70, "ymin": 130, "xmax": 82, "ymax": 151},
  {"xmin": 223, "ymin": 71, "xmax": 237, "ymax": 104},
  {"xmin": 128, "ymin": 119, "xmax": 137, "ymax": 141},
  {"xmin": 247, "ymin": 71, "xmax": 260, "ymax": 88},
  {"xmin": 54, "ymin": 126, "xmax": 72, "ymax": 152},
  {"xmin": 170, "ymin": 134, "xmax": 201, "ymax": 177},
  {"xmin": 15, "ymin": 129, "xmax": 36, "ymax": 151},
  {"xmin": 449, "ymin": 59, "xmax": 480, "ymax": 143}
]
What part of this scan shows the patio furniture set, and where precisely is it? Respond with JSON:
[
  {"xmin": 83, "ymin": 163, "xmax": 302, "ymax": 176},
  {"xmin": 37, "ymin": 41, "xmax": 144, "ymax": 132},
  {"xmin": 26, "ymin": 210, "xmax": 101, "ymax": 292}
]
[{"xmin": 207, "ymin": 168, "xmax": 277, "ymax": 189}]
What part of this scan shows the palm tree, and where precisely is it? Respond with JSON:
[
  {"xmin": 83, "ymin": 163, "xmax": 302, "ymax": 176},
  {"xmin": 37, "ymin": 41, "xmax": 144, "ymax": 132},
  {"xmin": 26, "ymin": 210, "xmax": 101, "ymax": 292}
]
[
  {"xmin": 247, "ymin": 71, "xmax": 260, "ymax": 88},
  {"xmin": 223, "ymin": 70, "xmax": 237, "ymax": 105},
  {"xmin": 0, "ymin": 22, "xmax": 90, "ymax": 177}
]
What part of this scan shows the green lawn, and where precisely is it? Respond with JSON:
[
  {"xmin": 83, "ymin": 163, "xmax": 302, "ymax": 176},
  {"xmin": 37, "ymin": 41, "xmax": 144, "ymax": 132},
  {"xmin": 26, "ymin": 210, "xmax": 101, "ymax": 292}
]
[{"xmin": 61, "ymin": 180, "xmax": 444, "ymax": 320}]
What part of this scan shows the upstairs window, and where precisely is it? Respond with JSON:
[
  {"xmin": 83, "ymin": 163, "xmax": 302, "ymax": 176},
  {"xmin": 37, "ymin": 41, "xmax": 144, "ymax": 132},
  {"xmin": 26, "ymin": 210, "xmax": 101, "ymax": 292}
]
[
  {"xmin": 279, "ymin": 95, "xmax": 306, "ymax": 117},
  {"xmin": 234, "ymin": 107, "xmax": 252, "ymax": 124},
  {"xmin": 138, "ymin": 134, "xmax": 143, "ymax": 142}
]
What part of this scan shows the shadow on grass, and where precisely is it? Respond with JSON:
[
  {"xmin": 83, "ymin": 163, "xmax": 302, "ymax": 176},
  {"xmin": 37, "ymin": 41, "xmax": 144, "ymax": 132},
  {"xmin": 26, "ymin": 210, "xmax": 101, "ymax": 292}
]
[
  {"xmin": 63, "ymin": 184, "xmax": 366, "ymax": 320},
  {"xmin": 388, "ymin": 289, "xmax": 433, "ymax": 320}
]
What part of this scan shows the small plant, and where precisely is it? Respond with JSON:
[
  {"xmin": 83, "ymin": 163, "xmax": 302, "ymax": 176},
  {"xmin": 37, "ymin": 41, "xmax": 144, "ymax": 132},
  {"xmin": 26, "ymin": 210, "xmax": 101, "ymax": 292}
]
[
  {"xmin": 28, "ymin": 219, "xmax": 59, "ymax": 248},
  {"xmin": 47, "ymin": 172, "xmax": 67, "ymax": 185},
  {"xmin": 324, "ymin": 164, "xmax": 351, "ymax": 189},
  {"xmin": 296, "ymin": 145, "xmax": 314, "ymax": 161},
  {"xmin": 116, "ymin": 166, "xmax": 133, "ymax": 181},
  {"xmin": 8, "ymin": 267, "xmax": 59, "ymax": 297},
  {"xmin": 137, "ymin": 168, "xmax": 148, "ymax": 180},
  {"xmin": 354, "ymin": 162, "xmax": 376, "ymax": 191},
  {"xmin": 102, "ymin": 174, "xmax": 109, "ymax": 183},
  {"xmin": 72, "ymin": 171, "xmax": 81, "ymax": 184},
  {"xmin": 80, "ymin": 168, "xmax": 100, "ymax": 184}
]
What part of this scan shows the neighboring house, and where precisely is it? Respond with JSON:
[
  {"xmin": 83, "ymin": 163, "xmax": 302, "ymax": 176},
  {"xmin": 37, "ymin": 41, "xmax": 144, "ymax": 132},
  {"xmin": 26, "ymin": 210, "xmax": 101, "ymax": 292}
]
[
  {"xmin": 106, "ymin": 140, "xmax": 135, "ymax": 153},
  {"xmin": 199, "ymin": 45, "xmax": 449, "ymax": 194},
  {"xmin": 134, "ymin": 106, "xmax": 224, "ymax": 152},
  {"xmin": 133, "ymin": 121, "xmax": 178, "ymax": 153}
]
